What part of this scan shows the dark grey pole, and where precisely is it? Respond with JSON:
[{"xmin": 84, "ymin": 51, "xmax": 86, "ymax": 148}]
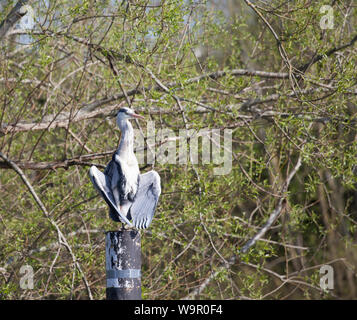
[{"xmin": 105, "ymin": 229, "xmax": 141, "ymax": 300}]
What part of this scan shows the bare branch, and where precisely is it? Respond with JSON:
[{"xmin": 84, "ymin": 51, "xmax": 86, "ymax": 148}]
[{"xmin": 0, "ymin": 67, "xmax": 290, "ymax": 136}]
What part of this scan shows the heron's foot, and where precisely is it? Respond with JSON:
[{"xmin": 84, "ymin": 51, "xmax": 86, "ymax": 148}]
[
  {"xmin": 120, "ymin": 222, "xmax": 135, "ymax": 230},
  {"xmin": 123, "ymin": 223, "xmax": 136, "ymax": 230}
]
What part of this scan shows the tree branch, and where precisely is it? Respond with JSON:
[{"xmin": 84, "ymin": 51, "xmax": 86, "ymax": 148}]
[
  {"xmin": 0, "ymin": 0, "xmax": 29, "ymax": 39},
  {"xmin": 299, "ymin": 34, "xmax": 357, "ymax": 73},
  {"xmin": 240, "ymin": 155, "xmax": 302, "ymax": 253},
  {"xmin": 0, "ymin": 68, "xmax": 289, "ymax": 136},
  {"xmin": 0, "ymin": 151, "xmax": 93, "ymax": 299}
]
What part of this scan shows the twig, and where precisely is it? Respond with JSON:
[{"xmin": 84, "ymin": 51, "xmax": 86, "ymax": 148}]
[
  {"xmin": 68, "ymin": 129, "xmax": 93, "ymax": 153},
  {"xmin": 0, "ymin": 0, "xmax": 29, "ymax": 39},
  {"xmin": 0, "ymin": 66, "xmax": 291, "ymax": 137},
  {"xmin": 298, "ymin": 34, "xmax": 357, "ymax": 73},
  {"xmin": 143, "ymin": 66, "xmax": 203, "ymax": 196},
  {"xmin": 0, "ymin": 151, "xmax": 93, "ymax": 300},
  {"xmin": 240, "ymin": 155, "xmax": 302, "ymax": 253}
]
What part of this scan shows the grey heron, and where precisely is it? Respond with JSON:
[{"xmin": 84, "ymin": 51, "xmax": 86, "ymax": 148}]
[{"xmin": 89, "ymin": 107, "xmax": 161, "ymax": 229}]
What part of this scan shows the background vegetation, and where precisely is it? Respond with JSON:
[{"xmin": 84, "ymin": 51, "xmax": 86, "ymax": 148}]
[{"xmin": 0, "ymin": 0, "xmax": 356, "ymax": 299}]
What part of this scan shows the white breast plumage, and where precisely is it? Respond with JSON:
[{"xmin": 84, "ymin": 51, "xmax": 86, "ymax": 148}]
[{"xmin": 115, "ymin": 155, "xmax": 139, "ymax": 198}]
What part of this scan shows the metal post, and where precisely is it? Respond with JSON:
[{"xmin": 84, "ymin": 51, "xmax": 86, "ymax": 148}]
[{"xmin": 105, "ymin": 229, "xmax": 141, "ymax": 300}]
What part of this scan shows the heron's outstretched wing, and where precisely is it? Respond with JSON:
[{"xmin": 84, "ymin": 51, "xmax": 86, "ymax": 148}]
[
  {"xmin": 89, "ymin": 165, "xmax": 133, "ymax": 226},
  {"xmin": 130, "ymin": 170, "xmax": 161, "ymax": 229}
]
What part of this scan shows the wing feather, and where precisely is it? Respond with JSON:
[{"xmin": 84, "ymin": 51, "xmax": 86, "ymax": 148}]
[
  {"xmin": 130, "ymin": 170, "xmax": 161, "ymax": 229},
  {"xmin": 89, "ymin": 165, "xmax": 133, "ymax": 226}
]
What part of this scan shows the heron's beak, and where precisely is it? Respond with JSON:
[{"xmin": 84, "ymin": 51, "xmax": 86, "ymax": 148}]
[{"xmin": 132, "ymin": 113, "xmax": 145, "ymax": 120}]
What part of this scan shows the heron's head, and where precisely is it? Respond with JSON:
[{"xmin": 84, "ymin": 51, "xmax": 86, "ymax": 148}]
[{"xmin": 116, "ymin": 107, "xmax": 144, "ymax": 123}]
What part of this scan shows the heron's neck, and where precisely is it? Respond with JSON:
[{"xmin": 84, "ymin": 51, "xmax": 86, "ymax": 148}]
[{"xmin": 117, "ymin": 119, "xmax": 134, "ymax": 157}]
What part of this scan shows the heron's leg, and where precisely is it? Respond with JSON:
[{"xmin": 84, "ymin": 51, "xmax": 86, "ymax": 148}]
[{"xmin": 123, "ymin": 224, "xmax": 136, "ymax": 230}]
